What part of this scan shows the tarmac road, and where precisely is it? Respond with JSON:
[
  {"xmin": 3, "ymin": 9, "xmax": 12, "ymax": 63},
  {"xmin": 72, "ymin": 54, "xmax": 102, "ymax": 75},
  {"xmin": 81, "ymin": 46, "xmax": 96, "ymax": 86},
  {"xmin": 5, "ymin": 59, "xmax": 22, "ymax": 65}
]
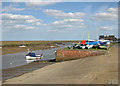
[{"xmin": 3, "ymin": 44, "xmax": 118, "ymax": 84}]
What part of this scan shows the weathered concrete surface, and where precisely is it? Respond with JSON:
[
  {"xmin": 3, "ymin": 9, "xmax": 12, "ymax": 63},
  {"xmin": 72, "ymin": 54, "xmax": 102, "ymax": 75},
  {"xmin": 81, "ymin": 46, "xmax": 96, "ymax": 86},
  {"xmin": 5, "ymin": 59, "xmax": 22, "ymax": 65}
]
[
  {"xmin": 56, "ymin": 49, "xmax": 107, "ymax": 61},
  {"xmin": 3, "ymin": 44, "xmax": 118, "ymax": 84}
]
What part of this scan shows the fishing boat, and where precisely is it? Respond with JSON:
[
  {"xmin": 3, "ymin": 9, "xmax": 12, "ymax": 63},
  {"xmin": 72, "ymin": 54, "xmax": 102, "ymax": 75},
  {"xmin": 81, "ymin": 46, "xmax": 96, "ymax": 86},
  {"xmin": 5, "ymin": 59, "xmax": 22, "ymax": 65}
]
[{"xmin": 26, "ymin": 52, "xmax": 43, "ymax": 60}]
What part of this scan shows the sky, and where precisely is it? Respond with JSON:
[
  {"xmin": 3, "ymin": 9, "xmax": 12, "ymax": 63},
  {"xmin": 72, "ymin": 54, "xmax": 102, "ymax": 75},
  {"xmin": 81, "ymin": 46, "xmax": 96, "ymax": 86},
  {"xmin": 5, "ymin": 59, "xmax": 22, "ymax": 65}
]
[{"xmin": 1, "ymin": 1, "xmax": 118, "ymax": 41}]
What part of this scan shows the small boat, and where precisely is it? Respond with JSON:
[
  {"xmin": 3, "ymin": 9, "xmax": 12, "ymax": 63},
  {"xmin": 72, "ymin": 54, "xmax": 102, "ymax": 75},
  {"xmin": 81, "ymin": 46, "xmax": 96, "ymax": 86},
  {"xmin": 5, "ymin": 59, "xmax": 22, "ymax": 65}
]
[
  {"xmin": 50, "ymin": 46, "xmax": 54, "ymax": 48},
  {"xmin": 19, "ymin": 45, "xmax": 26, "ymax": 48},
  {"xmin": 85, "ymin": 40, "xmax": 99, "ymax": 49},
  {"xmin": 85, "ymin": 44, "xmax": 93, "ymax": 49},
  {"xmin": 19, "ymin": 41, "xmax": 26, "ymax": 47},
  {"xmin": 99, "ymin": 44, "xmax": 108, "ymax": 49},
  {"xmin": 26, "ymin": 52, "xmax": 43, "ymax": 61}
]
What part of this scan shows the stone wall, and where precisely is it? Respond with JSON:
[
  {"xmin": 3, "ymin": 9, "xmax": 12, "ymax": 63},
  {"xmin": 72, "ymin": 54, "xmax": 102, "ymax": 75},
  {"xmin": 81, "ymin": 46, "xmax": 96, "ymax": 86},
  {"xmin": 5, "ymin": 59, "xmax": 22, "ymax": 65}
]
[{"xmin": 56, "ymin": 49, "xmax": 107, "ymax": 61}]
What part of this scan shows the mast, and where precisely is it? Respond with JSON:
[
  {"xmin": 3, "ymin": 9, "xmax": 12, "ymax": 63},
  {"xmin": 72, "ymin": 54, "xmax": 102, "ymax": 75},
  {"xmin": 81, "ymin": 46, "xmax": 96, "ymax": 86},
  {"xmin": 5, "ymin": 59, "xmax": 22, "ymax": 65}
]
[
  {"xmin": 23, "ymin": 41, "xmax": 25, "ymax": 45},
  {"xmin": 88, "ymin": 19, "xmax": 89, "ymax": 45},
  {"xmin": 88, "ymin": 31, "xmax": 89, "ymax": 45},
  {"xmin": 95, "ymin": 22, "xmax": 98, "ymax": 40}
]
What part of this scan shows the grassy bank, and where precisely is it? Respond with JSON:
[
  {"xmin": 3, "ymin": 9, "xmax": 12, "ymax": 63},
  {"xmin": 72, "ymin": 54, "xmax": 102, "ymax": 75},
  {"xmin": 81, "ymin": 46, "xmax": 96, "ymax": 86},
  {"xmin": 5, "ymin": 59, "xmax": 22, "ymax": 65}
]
[
  {"xmin": 2, "ymin": 41, "xmax": 78, "ymax": 55},
  {"xmin": 2, "ymin": 41, "xmax": 61, "ymax": 47},
  {"xmin": 2, "ymin": 41, "xmax": 59, "ymax": 55}
]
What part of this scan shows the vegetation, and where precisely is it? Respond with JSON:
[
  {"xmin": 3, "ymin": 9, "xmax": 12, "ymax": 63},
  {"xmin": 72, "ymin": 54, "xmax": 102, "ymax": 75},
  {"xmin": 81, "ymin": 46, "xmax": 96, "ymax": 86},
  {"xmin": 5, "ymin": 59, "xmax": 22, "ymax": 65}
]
[
  {"xmin": 1, "ymin": 41, "xmax": 78, "ymax": 55},
  {"xmin": 2, "ymin": 41, "xmax": 59, "ymax": 47},
  {"xmin": 2, "ymin": 40, "xmax": 79, "ymax": 47}
]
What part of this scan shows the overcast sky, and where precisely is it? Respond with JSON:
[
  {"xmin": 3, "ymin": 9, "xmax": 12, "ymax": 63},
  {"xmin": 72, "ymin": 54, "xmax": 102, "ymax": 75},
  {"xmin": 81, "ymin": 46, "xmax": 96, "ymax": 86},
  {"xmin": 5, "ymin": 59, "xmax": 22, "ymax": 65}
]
[{"xmin": 1, "ymin": 1, "xmax": 118, "ymax": 41}]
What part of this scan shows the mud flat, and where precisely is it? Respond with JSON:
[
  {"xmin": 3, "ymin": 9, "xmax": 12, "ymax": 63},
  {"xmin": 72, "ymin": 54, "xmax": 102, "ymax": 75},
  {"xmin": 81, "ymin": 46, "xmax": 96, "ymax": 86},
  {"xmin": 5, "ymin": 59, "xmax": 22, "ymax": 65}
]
[{"xmin": 2, "ymin": 60, "xmax": 55, "ymax": 81}]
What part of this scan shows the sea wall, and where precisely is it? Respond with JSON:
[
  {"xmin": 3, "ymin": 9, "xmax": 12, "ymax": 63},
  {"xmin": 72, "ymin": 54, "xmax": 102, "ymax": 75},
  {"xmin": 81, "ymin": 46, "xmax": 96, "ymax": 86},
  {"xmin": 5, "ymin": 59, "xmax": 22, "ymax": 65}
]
[{"xmin": 56, "ymin": 49, "xmax": 107, "ymax": 61}]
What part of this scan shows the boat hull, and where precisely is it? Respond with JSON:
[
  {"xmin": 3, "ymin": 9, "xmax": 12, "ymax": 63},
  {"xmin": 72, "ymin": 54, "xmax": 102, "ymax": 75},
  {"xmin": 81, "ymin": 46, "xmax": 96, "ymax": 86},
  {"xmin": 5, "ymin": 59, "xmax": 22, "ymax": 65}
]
[{"xmin": 26, "ymin": 55, "xmax": 43, "ymax": 60}]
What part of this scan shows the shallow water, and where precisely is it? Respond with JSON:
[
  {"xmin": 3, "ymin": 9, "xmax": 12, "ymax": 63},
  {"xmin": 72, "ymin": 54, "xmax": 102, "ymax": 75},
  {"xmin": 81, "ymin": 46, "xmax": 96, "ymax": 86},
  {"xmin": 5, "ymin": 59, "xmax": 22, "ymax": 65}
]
[{"xmin": 2, "ymin": 42, "xmax": 72, "ymax": 69}]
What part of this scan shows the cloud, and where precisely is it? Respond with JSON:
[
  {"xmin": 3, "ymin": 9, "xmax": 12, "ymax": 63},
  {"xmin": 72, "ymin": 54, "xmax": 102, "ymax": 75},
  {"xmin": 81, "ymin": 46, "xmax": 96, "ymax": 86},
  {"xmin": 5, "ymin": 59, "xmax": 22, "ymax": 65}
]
[
  {"xmin": 10, "ymin": 25, "xmax": 37, "ymax": 30},
  {"xmin": 1, "ymin": 13, "xmax": 85, "ymax": 32},
  {"xmin": 26, "ymin": 2, "xmax": 55, "ymax": 7},
  {"xmin": 14, "ymin": 25, "xmax": 36, "ymax": 30},
  {"xmin": 2, "ymin": 13, "xmax": 35, "ymax": 20},
  {"xmin": 92, "ymin": 13, "xmax": 117, "ymax": 21},
  {"xmin": 26, "ymin": 0, "xmax": 60, "ymax": 7},
  {"xmin": 47, "ymin": 29, "xmax": 65, "ymax": 32},
  {"xmin": 2, "ymin": 13, "xmax": 42, "ymax": 24},
  {"xmin": 46, "ymin": 19, "xmax": 85, "ymax": 32},
  {"xmin": 0, "ymin": 2, "xmax": 2, "ymax": 13},
  {"xmin": 52, "ymin": 19, "xmax": 83, "ymax": 24},
  {"xmin": 2, "ymin": 13, "xmax": 42, "ymax": 31},
  {"xmin": 91, "ymin": 8, "xmax": 118, "ymax": 21},
  {"xmin": 3, "ymin": 7, "xmax": 25, "ymax": 12},
  {"xmin": 43, "ymin": 9, "xmax": 85, "ymax": 19},
  {"xmin": 107, "ymin": 8, "xmax": 118, "ymax": 13},
  {"xmin": 2, "ymin": 3, "xmax": 25, "ymax": 12},
  {"xmin": 101, "ymin": 26, "xmax": 113, "ymax": 31},
  {"xmin": 3, "ymin": 1, "xmax": 60, "ymax": 12},
  {"xmin": 0, "ymin": 2, "xmax": 2, "ymax": 6},
  {"xmin": 3, "ymin": 24, "xmax": 37, "ymax": 32}
]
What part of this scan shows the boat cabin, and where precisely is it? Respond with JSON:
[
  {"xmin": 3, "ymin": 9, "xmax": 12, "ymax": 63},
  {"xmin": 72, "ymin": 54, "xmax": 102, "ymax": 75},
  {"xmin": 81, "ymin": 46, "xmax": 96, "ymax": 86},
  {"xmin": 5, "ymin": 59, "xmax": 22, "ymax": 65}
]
[{"xmin": 26, "ymin": 52, "xmax": 36, "ymax": 57}]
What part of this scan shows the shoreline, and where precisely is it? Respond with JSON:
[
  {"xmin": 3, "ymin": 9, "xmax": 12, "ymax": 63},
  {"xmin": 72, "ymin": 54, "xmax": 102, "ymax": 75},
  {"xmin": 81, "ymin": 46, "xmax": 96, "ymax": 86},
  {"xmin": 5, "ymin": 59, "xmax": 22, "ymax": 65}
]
[
  {"xmin": 2, "ymin": 59, "xmax": 56, "ymax": 82},
  {"xmin": 2, "ymin": 44, "xmax": 117, "ymax": 84},
  {"xmin": 3, "ymin": 44, "xmax": 118, "ymax": 84},
  {"xmin": 2, "ymin": 47, "xmax": 110, "ymax": 82},
  {"xmin": 2, "ymin": 50, "xmax": 107, "ymax": 82},
  {"xmin": 2, "ymin": 50, "xmax": 108, "ymax": 82}
]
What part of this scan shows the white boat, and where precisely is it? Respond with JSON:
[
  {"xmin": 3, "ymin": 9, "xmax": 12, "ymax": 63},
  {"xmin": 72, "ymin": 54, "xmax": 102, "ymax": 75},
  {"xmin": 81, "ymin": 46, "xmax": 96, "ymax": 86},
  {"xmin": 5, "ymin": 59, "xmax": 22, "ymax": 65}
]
[
  {"xmin": 80, "ymin": 45, "xmax": 85, "ymax": 49},
  {"xmin": 19, "ymin": 45, "xmax": 26, "ymax": 48},
  {"xmin": 19, "ymin": 41, "xmax": 26, "ymax": 47},
  {"xmin": 85, "ymin": 45, "xmax": 93, "ymax": 49},
  {"xmin": 26, "ymin": 52, "xmax": 43, "ymax": 60},
  {"xmin": 50, "ymin": 46, "xmax": 54, "ymax": 48},
  {"xmin": 99, "ymin": 40, "xmax": 111, "ymax": 45}
]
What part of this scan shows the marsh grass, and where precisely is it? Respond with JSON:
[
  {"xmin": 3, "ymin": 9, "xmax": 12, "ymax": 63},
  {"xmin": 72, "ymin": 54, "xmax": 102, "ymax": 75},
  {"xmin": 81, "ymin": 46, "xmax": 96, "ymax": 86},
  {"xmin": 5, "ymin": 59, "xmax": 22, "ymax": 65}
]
[{"xmin": 2, "ymin": 41, "xmax": 79, "ymax": 55}]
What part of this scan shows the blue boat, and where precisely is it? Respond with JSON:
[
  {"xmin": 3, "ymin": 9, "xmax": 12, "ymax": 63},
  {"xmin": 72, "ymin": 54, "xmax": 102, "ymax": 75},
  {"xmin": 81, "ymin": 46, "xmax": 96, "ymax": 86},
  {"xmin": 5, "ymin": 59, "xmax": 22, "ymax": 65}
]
[{"xmin": 86, "ymin": 40, "xmax": 100, "ymax": 45}]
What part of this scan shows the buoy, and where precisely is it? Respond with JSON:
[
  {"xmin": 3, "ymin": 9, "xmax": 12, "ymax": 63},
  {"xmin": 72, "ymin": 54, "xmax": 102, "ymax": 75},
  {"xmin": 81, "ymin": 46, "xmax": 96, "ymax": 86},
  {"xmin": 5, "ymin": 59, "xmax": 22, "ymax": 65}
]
[{"xmin": 82, "ymin": 40, "xmax": 86, "ymax": 45}]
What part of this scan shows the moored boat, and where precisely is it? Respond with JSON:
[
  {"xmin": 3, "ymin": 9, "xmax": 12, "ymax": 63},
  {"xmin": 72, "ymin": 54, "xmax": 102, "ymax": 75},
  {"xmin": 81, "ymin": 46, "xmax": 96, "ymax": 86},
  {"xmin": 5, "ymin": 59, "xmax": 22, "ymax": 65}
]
[{"xmin": 26, "ymin": 52, "xmax": 43, "ymax": 61}]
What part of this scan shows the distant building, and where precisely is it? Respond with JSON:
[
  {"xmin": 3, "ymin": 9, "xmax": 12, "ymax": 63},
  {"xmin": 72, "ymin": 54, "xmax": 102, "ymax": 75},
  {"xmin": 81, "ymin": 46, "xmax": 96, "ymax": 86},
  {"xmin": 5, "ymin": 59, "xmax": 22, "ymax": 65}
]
[
  {"xmin": 99, "ymin": 35, "xmax": 104, "ymax": 40},
  {"xmin": 118, "ymin": 38, "xmax": 120, "ymax": 42},
  {"xmin": 99, "ymin": 35, "xmax": 117, "ymax": 41}
]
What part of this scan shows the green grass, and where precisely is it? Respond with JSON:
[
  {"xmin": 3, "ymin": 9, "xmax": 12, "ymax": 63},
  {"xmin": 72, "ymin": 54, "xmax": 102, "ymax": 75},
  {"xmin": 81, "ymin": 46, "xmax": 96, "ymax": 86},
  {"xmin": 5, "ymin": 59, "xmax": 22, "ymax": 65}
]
[
  {"xmin": 2, "ymin": 40, "xmax": 79, "ymax": 47},
  {"xmin": 2, "ymin": 41, "xmax": 58, "ymax": 46}
]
